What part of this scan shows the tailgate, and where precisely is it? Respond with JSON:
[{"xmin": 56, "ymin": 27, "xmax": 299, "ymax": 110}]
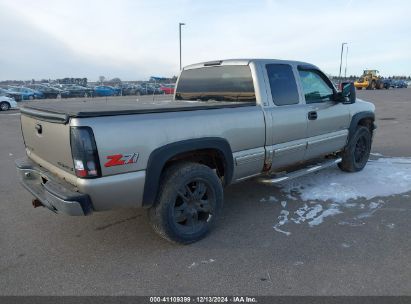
[{"xmin": 20, "ymin": 109, "xmax": 75, "ymax": 177}]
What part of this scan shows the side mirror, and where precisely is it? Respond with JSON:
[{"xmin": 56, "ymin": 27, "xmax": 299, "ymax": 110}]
[{"xmin": 340, "ymin": 82, "xmax": 356, "ymax": 104}]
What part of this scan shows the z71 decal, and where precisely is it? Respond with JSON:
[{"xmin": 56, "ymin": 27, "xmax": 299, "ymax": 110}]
[{"xmin": 104, "ymin": 153, "xmax": 139, "ymax": 167}]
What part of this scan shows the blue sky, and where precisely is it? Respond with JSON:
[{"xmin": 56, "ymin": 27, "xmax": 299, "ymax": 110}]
[{"xmin": 0, "ymin": 0, "xmax": 410, "ymax": 81}]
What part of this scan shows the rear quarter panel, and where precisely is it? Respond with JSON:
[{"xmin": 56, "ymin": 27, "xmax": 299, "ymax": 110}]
[{"xmin": 70, "ymin": 105, "xmax": 266, "ymax": 178}]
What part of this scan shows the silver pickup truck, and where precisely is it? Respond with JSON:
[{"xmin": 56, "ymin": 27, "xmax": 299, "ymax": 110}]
[{"xmin": 16, "ymin": 59, "xmax": 376, "ymax": 244}]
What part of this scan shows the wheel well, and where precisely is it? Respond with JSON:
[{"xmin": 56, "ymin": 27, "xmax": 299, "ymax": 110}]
[
  {"xmin": 358, "ymin": 117, "xmax": 374, "ymax": 133},
  {"xmin": 348, "ymin": 112, "xmax": 375, "ymax": 142},
  {"xmin": 163, "ymin": 149, "xmax": 226, "ymax": 181},
  {"xmin": 142, "ymin": 138, "xmax": 234, "ymax": 208}
]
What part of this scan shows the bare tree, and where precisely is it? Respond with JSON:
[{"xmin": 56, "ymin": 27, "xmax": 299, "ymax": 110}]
[
  {"xmin": 99, "ymin": 76, "xmax": 106, "ymax": 84},
  {"xmin": 110, "ymin": 77, "xmax": 122, "ymax": 84}
]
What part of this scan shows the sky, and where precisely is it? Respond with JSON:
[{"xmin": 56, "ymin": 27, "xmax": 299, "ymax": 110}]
[{"xmin": 0, "ymin": 0, "xmax": 410, "ymax": 81}]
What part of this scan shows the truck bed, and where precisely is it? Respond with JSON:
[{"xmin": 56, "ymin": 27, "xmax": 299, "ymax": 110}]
[{"xmin": 20, "ymin": 98, "xmax": 255, "ymax": 123}]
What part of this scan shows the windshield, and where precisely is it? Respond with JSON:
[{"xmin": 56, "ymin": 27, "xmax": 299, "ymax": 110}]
[{"xmin": 175, "ymin": 65, "xmax": 256, "ymax": 102}]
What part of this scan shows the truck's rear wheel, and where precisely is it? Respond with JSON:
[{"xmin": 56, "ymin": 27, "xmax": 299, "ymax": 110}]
[
  {"xmin": 148, "ymin": 162, "xmax": 223, "ymax": 244},
  {"xmin": 338, "ymin": 126, "xmax": 372, "ymax": 172}
]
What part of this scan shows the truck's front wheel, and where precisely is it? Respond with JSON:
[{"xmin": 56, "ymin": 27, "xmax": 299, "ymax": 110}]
[
  {"xmin": 148, "ymin": 162, "xmax": 223, "ymax": 244},
  {"xmin": 338, "ymin": 126, "xmax": 372, "ymax": 172}
]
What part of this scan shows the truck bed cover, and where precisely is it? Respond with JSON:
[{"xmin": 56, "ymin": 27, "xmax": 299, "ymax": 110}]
[{"xmin": 20, "ymin": 98, "xmax": 255, "ymax": 123}]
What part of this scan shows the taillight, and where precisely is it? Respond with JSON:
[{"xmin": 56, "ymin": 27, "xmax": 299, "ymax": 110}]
[{"xmin": 70, "ymin": 127, "xmax": 101, "ymax": 178}]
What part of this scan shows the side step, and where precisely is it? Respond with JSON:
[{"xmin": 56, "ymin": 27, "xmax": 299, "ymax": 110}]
[{"xmin": 261, "ymin": 158, "xmax": 342, "ymax": 184}]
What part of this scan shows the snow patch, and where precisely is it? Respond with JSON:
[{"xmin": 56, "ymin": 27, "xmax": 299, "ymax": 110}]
[
  {"xmin": 269, "ymin": 156, "xmax": 411, "ymax": 234},
  {"xmin": 308, "ymin": 205, "xmax": 342, "ymax": 227},
  {"xmin": 188, "ymin": 259, "xmax": 215, "ymax": 269},
  {"xmin": 286, "ymin": 194, "xmax": 298, "ymax": 201},
  {"xmin": 260, "ymin": 196, "xmax": 278, "ymax": 203},
  {"xmin": 279, "ymin": 157, "xmax": 411, "ymax": 203},
  {"xmin": 386, "ymin": 223, "xmax": 395, "ymax": 229},
  {"xmin": 273, "ymin": 210, "xmax": 291, "ymax": 236}
]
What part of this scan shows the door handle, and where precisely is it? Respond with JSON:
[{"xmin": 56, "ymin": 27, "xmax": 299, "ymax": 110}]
[
  {"xmin": 35, "ymin": 123, "xmax": 42, "ymax": 134},
  {"xmin": 308, "ymin": 111, "xmax": 318, "ymax": 120}
]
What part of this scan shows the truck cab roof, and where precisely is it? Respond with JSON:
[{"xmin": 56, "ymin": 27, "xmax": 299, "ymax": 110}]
[{"xmin": 184, "ymin": 58, "xmax": 319, "ymax": 70}]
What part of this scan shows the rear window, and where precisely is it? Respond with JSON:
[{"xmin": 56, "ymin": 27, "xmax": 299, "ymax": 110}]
[{"xmin": 175, "ymin": 65, "xmax": 256, "ymax": 102}]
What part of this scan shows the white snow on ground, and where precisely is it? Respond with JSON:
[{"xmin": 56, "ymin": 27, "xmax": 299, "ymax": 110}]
[
  {"xmin": 260, "ymin": 196, "xmax": 278, "ymax": 203},
  {"xmin": 188, "ymin": 259, "xmax": 216, "ymax": 269},
  {"xmin": 263, "ymin": 156, "xmax": 411, "ymax": 235},
  {"xmin": 279, "ymin": 157, "xmax": 411, "ymax": 203}
]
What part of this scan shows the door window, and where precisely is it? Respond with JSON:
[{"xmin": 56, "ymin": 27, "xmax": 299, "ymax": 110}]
[
  {"xmin": 298, "ymin": 70, "xmax": 334, "ymax": 103},
  {"xmin": 266, "ymin": 64, "xmax": 299, "ymax": 106}
]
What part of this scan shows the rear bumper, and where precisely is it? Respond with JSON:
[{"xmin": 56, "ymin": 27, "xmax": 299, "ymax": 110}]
[{"xmin": 16, "ymin": 158, "xmax": 92, "ymax": 216}]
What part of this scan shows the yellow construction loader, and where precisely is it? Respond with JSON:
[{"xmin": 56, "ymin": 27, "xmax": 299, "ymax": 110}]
[{"xmin": 354, "ymin": 70, "xmax": 385, "ymax": 90}]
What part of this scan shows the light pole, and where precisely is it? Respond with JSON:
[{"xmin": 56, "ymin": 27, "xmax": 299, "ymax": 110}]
[
  {"xmin": 179, "ymin": 22, "xmax": 185, "ymax": 71},
  {"xmin": 338, "ymin": 42, "xmax": 347, "ymax": 82},
  {"xmin": 344, "ymin": 45, "xmax": 349, "ymax": 79}
]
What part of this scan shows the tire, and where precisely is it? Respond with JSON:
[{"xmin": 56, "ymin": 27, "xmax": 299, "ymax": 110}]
[
  {"xmin": 0, "ymin": 102, "xmax": 10, "ymax": 111},
  {"xmin": 148, "ymin": 162, "xmax": 223, "ymax": 244},
  {"xmin": 338, "ymin": 126, "xmax": 372, "ymax": 172}
]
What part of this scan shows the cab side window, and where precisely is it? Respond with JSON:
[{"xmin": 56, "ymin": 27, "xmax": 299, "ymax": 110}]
[
  {"xmin": 298, "ymin": 69, "xmax": 334, "ymax": 103},
  {"xmin": 266, "ymin": 64, "xmax": 300, "ymax": 106}
]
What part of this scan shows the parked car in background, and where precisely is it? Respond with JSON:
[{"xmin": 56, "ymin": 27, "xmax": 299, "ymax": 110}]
[
  {"xmin": 112, "ymin": 86, "xmax": 121, "ymax": 95},
  {"xmin": 140, "ymin": 83, "xmax": 164, "ymax": 95},
  {"xmin": 118, "ymin": 84, "xmax": 144, "ymax": 96},
  {"xmin": 4, "ymin": 89, "xmax": 23, "ymax": 101},
  {"xmin": 390, "ymin": 80, "xmax": 404, "ymax": 88},
  {"xmin": 94, "ymin": 86, "xmax": 120, "ymax": 97},
  {"xmin": 0, "ymin": 88, "xmax": 12, "ymax": 97},
  {"xmin": 27, "ymin": 84, "xmax": 68, "ymax": 99},
  {"xmin": 395, "ymin": 80, "xmax": 408, "ymax": 88},
  {"xmin": 62, "ymin": 85, "xmax": 94, "ymax": 98},
  {"xmin": 7, "ymin": 87, "xmax": 44, "ymax": 100},
  {"xmin": 381, "ymin": 78, "xmax": 391, "ymax": 89},
  {"xmin": 0, "ymin": 95, "xmax": 18, "ymax": 111},
  {"xmin": 160, "ymin": 84, "xmax": 175, "ymax": 94}
]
